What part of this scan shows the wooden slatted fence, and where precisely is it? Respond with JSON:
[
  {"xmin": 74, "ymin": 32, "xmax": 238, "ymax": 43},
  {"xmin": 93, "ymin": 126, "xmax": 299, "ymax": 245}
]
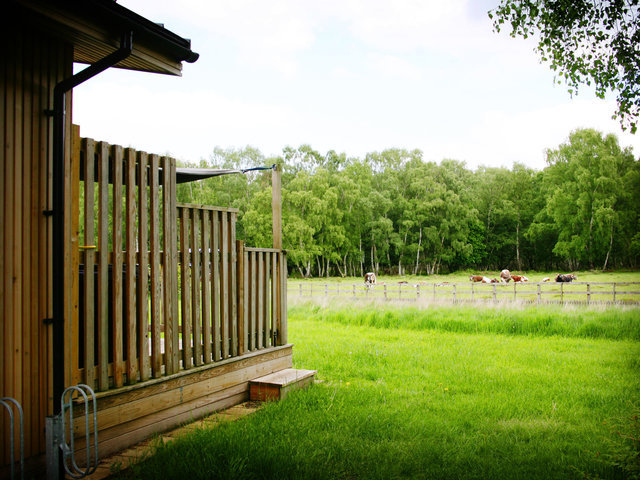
[
  {"xmin": 290, "ymin": 282, "xmax": 640, "ymax": 305},
  {"xmin": 73, "ymin": 137, "xmax": 288, "ymax": 393},
  {"xmin": 75, "ymin": 140, "xmax": 179, "ymax": 390}
]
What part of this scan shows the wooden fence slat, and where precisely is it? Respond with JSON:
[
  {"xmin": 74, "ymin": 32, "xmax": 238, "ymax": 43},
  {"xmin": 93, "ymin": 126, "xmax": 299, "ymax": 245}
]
[
  {"xmin": 149, "ymin": 154, "xmax": 162, "ymax": 378},
  {"xmin": 250, "ymin": 251, "xmax": 257, "ymax": 351},
  {"xmin": 169, "ymin": 158, "xmax": 179, "ymax": 372},
  {"xmin": 221, "ymin": 211, "xmax": 229, "ymax": 358},
  {"xmin": 236, "ymin": 240, "xmax": 245, "ymax": 355},
  {"xmin": 258, "ymin": 251, "xmax": 264, "ymax": 349},
  {"xmin": 97, "ymin": 142, "xmax": 109, "ymax": 390},
  {"xmin": 280, "ymin": 253, "xmax": 287, "ymax": 345},
  {"xmin": 111, "ymin": 145, "xmax": 124, "ymax": 388},
  {"xmin": 191, "ymin": 208, "xmax": 202, "ymax": 367},
  {"xmin": 180, "ymin": 207, "xmax": 192, "ymax": 370},
  {"xmin": 201, "ymin": 211, "xmax": 211, "ymax": 364},
  {"xmin": 211, "ymin": 211, "xmax": 220, "ymax": 361},
  {"xmin": 137, "ymin": 151, "xmax": 150, "ymax": 382},
  {"xmin": 271, "ymin": 252, "xmax": 277, "ymax": 347},
  {"xmin": 125, "ymin": 148, "xmax": 137, "ymax": 384},
  {"xmin": 162, "ymin": 156, "xmax": 177, "ymax": 374},
  {"xmin": 82, "ymin": 138, "xmax": 96, "ymax": 388},
  {"xmin": 230, "ymin": 212, "xmax": 237, "ymax": 357}
]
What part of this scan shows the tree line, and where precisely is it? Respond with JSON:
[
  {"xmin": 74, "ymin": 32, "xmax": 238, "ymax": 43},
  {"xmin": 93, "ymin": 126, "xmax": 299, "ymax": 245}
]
[{"xmin": 176, "ymin": 128, "xmax": 640, "ymax": 277}]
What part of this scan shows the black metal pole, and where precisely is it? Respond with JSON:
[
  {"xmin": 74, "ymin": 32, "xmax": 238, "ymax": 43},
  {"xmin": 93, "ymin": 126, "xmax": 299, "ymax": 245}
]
[{"xmin": 51, "ymin": 32, "xmax": 133, "ymax": 415}]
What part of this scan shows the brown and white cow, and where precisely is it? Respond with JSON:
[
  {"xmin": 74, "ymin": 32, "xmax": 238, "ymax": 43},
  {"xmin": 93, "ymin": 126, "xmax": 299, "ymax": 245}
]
[
  {"xmin": 364, "ymin": 272, "xmax": 377, "ymax": 285},
  {"xmin": 500, "ymin": 269, "xmax": 511, "ymax": 283},
  {"xmin": 511, "ymin": 275, "xmax": 529, "ymax": 283},
  {"xmin": 469, "ymin": 275, "xmax": 484, "ymax": 282}
]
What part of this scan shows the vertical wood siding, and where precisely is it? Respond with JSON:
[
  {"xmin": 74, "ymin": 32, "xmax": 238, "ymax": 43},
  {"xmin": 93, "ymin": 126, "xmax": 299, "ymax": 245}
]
[{"xmin": 1, "ymin": 27, "xmax": 71, "ymax": 463}]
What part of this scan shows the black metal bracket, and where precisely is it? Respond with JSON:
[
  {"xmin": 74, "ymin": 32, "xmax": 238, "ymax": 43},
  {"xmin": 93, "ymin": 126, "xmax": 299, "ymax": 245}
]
[{"xmin": 43, "ymin": 210, "xmax": 53, "ymax": 217}]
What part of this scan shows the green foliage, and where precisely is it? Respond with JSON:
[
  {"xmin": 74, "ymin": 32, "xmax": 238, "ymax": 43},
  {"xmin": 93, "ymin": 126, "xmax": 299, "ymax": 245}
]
[
  {"xmin": 178, "ymin": 129, "xmax": 638, "ymax": 277},
  {"xmin": 490, "ymin": 0, "xmax": 640, "ymax": 133}
]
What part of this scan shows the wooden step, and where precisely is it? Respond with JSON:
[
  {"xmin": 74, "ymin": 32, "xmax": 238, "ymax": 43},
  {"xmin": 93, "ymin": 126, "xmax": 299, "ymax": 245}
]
[{"xmin": 249, "ymin": 368, "xmax": 317, "ymax": 401}]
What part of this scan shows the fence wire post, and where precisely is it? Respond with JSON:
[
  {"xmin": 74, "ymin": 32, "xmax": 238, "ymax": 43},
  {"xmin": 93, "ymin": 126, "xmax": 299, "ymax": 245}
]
[{"xmin": 1, "ymin": 397, "xmax": 24, "ymax": 480}]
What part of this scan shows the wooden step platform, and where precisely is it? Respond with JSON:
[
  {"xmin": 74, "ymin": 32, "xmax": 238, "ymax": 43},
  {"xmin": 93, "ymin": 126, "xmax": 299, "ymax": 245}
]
[{"xmin": 249, "ymin": 368, "xmax": 317, "ymax": 402}]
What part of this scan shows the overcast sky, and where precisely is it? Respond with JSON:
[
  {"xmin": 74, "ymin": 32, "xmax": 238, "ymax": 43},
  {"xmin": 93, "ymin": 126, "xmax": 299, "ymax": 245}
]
[{"xmin": 72, "ymin": 0, "xmax": 640, "ymax": 171}]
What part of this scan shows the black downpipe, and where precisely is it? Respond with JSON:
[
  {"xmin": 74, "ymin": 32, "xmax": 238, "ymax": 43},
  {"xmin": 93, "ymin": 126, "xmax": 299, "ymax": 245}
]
[{"xmin": 51, "ymin": 31, "xmax": 133, "ymax": 415}]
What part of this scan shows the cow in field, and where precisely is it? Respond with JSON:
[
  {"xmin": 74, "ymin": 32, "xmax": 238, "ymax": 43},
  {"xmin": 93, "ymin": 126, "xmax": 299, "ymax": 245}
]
[
  {"xmin": 469, "ymin": 275, "xmax": 484, "ymax": 282},
  {"xmin": 541, "ymin": 277, "xmax": 551, "ymax": 282},
  {"xmin": 511, "ymin": 275, "xmax": 529, "ymax": 283},
  {"xmin": 555, "ymin": 274, "xmax": 577, "ymax": 282},
  {"xmin": 481, "ymin": 276, "xmax": 495, "ymax": 283},
  {"xmin": 500, "ymin": 269, "xmax": 511, "ymax": 283},
  {"xmin": 364, "ymin": 272, "xmax": 377, "ymax": 286}
]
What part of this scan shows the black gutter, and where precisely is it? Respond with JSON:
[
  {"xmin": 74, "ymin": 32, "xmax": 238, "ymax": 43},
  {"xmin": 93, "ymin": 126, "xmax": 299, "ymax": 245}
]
[{"xmin": 51, "ymin": 31, "xmax": 133, "ymax": 415}]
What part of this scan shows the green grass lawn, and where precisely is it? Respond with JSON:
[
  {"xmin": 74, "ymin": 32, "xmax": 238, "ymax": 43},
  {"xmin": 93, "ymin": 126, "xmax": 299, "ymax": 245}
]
[{"xmin": 117, "ymin": 302, "xmax": 640, "ymax": 480}]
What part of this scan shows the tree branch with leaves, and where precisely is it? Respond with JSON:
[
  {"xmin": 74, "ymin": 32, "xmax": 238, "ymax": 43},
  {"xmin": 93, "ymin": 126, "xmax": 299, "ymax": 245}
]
[{"xmin": 490, "ymin": 0, "xmax": 640, "ymax": 133}]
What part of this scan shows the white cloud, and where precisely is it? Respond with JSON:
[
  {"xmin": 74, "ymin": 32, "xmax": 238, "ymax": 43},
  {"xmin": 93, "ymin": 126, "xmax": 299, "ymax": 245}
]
[{"xmin": 440, "ymin": 99, "xmax": 640, "ymax": 170}]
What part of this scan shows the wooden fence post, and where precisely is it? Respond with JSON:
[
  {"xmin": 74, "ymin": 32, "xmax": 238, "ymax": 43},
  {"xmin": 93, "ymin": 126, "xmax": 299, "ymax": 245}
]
[
  {"xmin": 537, "ymin": 284, "xmax": 541, "ymax": 304},
  {"xmin": 587, "ymin": 283, "xmax": 591, "ymax": 304}
]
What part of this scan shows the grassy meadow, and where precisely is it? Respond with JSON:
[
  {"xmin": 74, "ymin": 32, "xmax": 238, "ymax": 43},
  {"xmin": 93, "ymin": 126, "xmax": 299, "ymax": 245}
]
[{"xmin": 115, "ymin": 299, "xmax": 640, "ymax": 480}]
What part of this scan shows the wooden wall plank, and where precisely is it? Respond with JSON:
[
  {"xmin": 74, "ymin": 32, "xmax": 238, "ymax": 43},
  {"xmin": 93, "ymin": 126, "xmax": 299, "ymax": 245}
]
[
  {"xmin": 3, "ymin": 29, "xmax": 18, "ymax": 464},
  {"xmin": 137, "ymin": 151, "xmax": 150, "ymax": 382},
  {"xmin": 125, "ymin": 148, "xmax": 137, "ymax": 384},
  {"xmin": 162, "ymin": 157, "xmax": 175, "ymax": 374},
  {"xmin": 149, "ymin": 155, "xmax": 161, "ymax": 378},
  {"xmin": 70, "ymin": 124, "xmax": 81, "ymax": 387},
  {"xmin": 111, "ymin": 145, "xmax": 124, "ymax": 388}
]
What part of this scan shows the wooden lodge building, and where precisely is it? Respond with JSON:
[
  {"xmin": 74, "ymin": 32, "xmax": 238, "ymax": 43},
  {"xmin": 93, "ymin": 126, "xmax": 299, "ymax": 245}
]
[{"xmin": 2, "ymin": 1, "xmax": 292, "ymax": 476}]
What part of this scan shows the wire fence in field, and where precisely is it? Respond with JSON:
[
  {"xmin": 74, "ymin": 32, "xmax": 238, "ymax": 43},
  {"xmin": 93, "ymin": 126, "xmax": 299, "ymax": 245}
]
[{"xmin": 288, "ymin": 281, "xmax": 640, "ymax": 306}]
